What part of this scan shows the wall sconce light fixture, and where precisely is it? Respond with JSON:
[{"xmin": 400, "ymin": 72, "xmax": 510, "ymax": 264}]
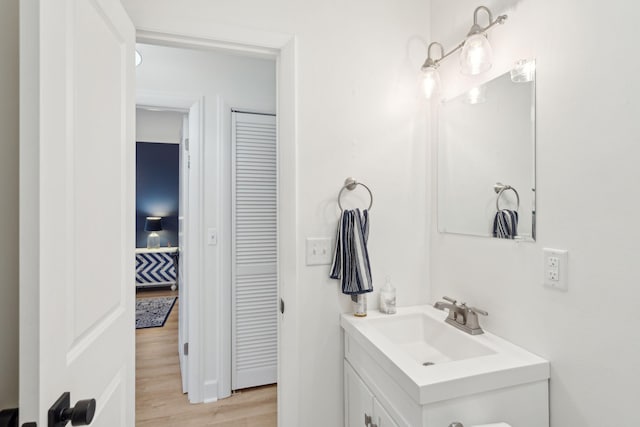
[
  {"xmin": 510, "ymin": 59, "xmax": 536, "ymax": 83},
  {"xmin": 421, "ymin": 42, "xmax": 444, "ymax": 98},
  {"xmin": 421, "ymin": 6, "xmax": 507, "ymax": 99}
]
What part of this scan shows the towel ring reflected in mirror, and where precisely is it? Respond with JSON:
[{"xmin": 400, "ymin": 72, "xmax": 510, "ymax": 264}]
[
  {"xmin": 338, "ymin": 177, "xmax": 373, "ymax": 212},
  {"xmin": 494, "ymin": 182, "xmax": 520, "ymax": 211}
]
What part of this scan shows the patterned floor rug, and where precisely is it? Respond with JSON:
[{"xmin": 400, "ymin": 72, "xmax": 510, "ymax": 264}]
[{"xmin": 136, "ymin": 296, "xmax": 177, "ymax": 329}]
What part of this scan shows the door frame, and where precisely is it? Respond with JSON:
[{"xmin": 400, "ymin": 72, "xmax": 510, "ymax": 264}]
[{"xmin": 136, "ymin": 28, "xmax": 298, "ymax": 425}]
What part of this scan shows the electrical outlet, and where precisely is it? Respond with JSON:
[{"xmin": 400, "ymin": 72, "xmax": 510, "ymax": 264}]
[
  {"xmin": 543, "ymin": 248, "xmax": 568, "ymax": 291},
  {"xmin": 305, "ymin": 237, "xmax": 333, "ymax": 266}
]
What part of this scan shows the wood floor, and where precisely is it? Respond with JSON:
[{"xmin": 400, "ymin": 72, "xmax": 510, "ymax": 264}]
[{"xmin": 136, "ymin": 288, "xmax": 277, "ymax": 426}]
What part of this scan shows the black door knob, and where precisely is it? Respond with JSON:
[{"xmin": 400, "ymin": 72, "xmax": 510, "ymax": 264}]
[
  {"xmin": 48, "ymin": 393, "xmax": 96, "ymax": 427},
  {"xmin": 60, "ymin": 399, "xmax": 95, "ymax": 426},
  {"xmin": 0, "ymin": 408, "xmax": 18, "ymax": 427}
]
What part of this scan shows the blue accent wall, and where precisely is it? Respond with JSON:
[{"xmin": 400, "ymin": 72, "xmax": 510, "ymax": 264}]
[{"xmin": 136, "ymin": 142, "xmax": 179, "ymax": 248}]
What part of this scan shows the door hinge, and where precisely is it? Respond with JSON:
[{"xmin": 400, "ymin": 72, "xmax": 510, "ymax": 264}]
[
  {"xmin": 184, "ymin": 342, "xmax": 189, "ymax": 356},
  {"xmin": 184, "ymin": 138, "xmax": 190, "ymax": 151},
  {"xmin": 188, "ymin": 154, "xmax": 191, "ymax": 169}
]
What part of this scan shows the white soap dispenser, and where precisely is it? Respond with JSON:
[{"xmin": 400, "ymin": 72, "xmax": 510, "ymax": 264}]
[{"xmin": 379, "ymin": 276, "xmax": 396, "ymax": 314}]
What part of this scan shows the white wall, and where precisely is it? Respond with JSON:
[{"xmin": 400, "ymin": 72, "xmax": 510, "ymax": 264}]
[
  {"xmin": 430, "ymin": 0, "xmax": 640, "ymax": 425},
  {"xmin": 123, "ymin": 1, "xmax": 431, "ymax": 426},
  {"xmin": 136, "ymin": 108, "xmax": 184, "ymax": 143},
  {"xmin": 0, "ymin": 0, "xmax": 19, "ymax": 410},
  {"xmin": 135, "ymin": 43, "xmax": 277, "ymax": 402}
]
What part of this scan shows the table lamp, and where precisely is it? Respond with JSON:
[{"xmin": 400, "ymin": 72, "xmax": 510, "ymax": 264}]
[{"xmin": 144, "ymin": 216, "xmax": 162, "ymax": 249}]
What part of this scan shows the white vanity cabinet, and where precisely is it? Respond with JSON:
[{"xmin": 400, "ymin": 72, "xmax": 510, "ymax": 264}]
[
  {"xmin": 342, "ymin": 307, "xmax": 550, "ymax": 427},
  {"xmin": 345, "ymin": 362, "xmax": 398, "ymax": 427}
]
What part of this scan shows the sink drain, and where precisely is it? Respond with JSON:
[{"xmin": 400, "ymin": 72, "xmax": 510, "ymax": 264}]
[{"xmin": 422, "ymin": 362, "xmax": 435, "ymax": 366}]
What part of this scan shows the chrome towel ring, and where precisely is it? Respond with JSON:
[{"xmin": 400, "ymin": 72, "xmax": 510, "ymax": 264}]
[
  {"xmin": 338, "ymin": 177, "xmax": 373, "ymax": 212},
  {"xmin": 494, "ymin": 182, "xmax": 520, "ymax": 211}
]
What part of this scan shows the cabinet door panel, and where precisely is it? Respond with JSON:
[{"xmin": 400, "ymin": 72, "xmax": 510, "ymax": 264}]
[
  {"xmin": 345, "ymin": 362, "xmax": 374, "ymax": 427},
  {"xmin": 374, "ymin": 397, "xmax": 399, "ymax": 427}
]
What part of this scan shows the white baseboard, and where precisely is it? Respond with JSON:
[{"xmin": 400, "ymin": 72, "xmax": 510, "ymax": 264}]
[{"xmin": 203, "ymin": 380, "xmax": 218, "ymax": 403}]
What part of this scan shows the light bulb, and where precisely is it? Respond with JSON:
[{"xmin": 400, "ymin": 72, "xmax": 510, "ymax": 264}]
[
  {"xmin": 460, "ymin": 33, "xmax": 493, "ymax": 76},
  {"xmin": 466, "ymin": 85, "xmax": 487, "ymax": 104},
  {"xmin": 511, "ymin": 59, "xmax": 535, "ymax": 83},
  {"xmin": 421, "ymin": 66, "xmax": 441, "ymax": 99},
  {"xmin": 135, "ymin": 50, "xmax": 143, "ymax": 67}
]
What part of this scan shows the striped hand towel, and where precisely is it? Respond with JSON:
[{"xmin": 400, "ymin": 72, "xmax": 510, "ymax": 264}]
[
  {"xmin": 329, "ymin": 209, "xmax": 373, "ymax": 295},
  {"xmin": 493, "ymin": 209, "xmax": 519, "ymax": 239}
]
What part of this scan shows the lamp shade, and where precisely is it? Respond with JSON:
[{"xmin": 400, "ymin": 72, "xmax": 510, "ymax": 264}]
[
  {"xmin": 460, "ymin": 33, "xmax": 493, "ymax": 76},
  {"xmin": 144, "ymin": 216, "xmax": 163, "ymax": 232},
  {"xmin": 422, "ymin": 66, "xmax": 441, "ymax": 99}
]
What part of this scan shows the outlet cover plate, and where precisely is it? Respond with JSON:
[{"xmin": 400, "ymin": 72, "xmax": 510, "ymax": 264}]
[{"xmin": 543, "ymin": 248, "xmax": 568, "ymax": 291}]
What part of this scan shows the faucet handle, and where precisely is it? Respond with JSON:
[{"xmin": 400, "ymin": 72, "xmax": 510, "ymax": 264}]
[
  {"xmin": 469, "ymin": 306, "xmax": 488, "ymax": 316},
  {"xmin": 443, "ymin": 296, "xmax": 457, "ymax": 304}
]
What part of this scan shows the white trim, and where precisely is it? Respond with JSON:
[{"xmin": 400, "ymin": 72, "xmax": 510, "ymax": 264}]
[
  {"xmin": 275, "ymin": 37, "xmax": 299, "ymax": 427},
  {"xmin": 136, "ymin": 29, "xmax": 298, "ymax": 426},
  {"xmin": 137, "ymin": 91, "xmax": 202, "ymax": 110},
  {"xmin": 136, "ymin": 27, "xmax": 290, "ymax": 58},
  {"xmin": 218, "ymin": 96, "xmax": 232, "ymax": 399},
  {"xmin": 203, "ymin": 380, "xmax": 219, "ymax": 403}
]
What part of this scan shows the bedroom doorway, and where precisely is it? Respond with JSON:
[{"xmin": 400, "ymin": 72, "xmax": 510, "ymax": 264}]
[{"xmin": 134, "ymin": 106, "xmax": 189, "ymax": 411}]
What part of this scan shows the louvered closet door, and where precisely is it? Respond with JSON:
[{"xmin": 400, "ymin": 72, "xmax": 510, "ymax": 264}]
[{"xmin": 232, "ymin": 112, "xmax": 277, "ymax": 390}]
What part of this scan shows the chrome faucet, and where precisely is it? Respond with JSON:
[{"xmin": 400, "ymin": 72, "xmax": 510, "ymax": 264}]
[{"xmin": 433, "ymin": 296, "xmax": 488, "ymax": 335}]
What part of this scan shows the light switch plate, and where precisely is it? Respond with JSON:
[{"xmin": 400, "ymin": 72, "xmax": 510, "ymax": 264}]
[
  {"xmin": 207, "ymin": 228, "xmax": 218, "ymax": 246},
  {"xmin": 305, "ymin": 237, "xmax": 333, "ymax": 266},
  {"xmin": 543, "ymin": 248, "xmax": 568, "ymax": 291}
]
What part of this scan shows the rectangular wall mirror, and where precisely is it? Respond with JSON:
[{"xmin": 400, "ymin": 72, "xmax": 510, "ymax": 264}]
[{"xmin": 437, "ymin": 60, "xmax": 536, "ymax": 241}]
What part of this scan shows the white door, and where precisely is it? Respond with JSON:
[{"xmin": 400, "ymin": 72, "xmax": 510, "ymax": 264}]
[
  {"xmin": 178, "ymin": 114, "xmax": 189, "ymax": 394},
  {"xmin": 19, "ymin": 0, "xmax": 135, "ymax": 425},
  {"xmin": 231, "ymin": 112, "xmax": 278, "ymax": 390}
]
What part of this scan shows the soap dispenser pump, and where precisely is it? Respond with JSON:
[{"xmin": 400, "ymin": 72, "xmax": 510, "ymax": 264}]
[{"xmin": 379, "ymin": 276, "xmax": 396, "ymax": 314}]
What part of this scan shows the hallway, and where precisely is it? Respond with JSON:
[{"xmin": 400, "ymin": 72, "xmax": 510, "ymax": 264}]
[{"xmin": 136, "ymin": 288, "xmax": 277, "ymax": 426}]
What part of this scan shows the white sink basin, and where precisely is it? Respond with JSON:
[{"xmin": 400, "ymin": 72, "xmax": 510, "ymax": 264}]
[
  {"xmin": 341, "ymin": 305, "xmax": 549, "ymax": 405},
  {"xmin": 366, "ymin": 312, "xmax": 495, "ymax": 365}
]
